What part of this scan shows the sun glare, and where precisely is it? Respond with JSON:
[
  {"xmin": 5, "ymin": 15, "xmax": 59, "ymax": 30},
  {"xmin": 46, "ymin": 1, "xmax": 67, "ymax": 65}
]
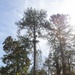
[{"xmin": 62, "ymin": 0, "xmax": 75, "ymax": 28}]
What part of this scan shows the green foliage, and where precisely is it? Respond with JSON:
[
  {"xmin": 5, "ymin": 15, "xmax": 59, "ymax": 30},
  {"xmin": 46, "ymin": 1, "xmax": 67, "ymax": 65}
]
[
  {"xmin": 1, "ymin": 8, "xmax": 75, "ymax": 75},
  {"xmin": 16, "ymin": 7, "xmax": 47, "ymax": 38},
  {"xmin": 43, "ymin": 14, "xmax": 75, "ymax": 75},
  {"xmin": 1, "ymin": 36, "xmax": 31, "ymax": 74},
  {"xmin": 16, "ymin": 8, "xmax": 47, "ymax": 74},
  {"xmin": 28, "ymin": 67, "xmax": 47, "ymax": 75},
  {"xmin": 0, "ymin": 66, "xmax": 8, "ymax": 75}
]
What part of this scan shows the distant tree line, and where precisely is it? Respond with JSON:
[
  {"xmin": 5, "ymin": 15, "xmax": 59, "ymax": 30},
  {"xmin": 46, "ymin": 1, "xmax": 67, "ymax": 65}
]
[{"xmin": 0, "ymin": 8, "xmax": 75, "ymax": 75}]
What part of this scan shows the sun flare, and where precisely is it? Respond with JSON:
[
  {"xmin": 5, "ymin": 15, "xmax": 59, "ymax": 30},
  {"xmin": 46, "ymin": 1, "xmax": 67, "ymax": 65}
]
[{"xmin": 62, "ymin": 0, "xmax": 75, "ymax": 28}]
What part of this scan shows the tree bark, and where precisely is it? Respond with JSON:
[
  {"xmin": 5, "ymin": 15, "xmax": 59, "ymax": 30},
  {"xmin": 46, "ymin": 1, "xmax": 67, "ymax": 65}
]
[
  {"xmin": 60, "ymin": 41, "xmax": 66, "ymax": 75},
  {"xmin": 33, "ymin": 24, "xmax": 36, "ymax": 75}
]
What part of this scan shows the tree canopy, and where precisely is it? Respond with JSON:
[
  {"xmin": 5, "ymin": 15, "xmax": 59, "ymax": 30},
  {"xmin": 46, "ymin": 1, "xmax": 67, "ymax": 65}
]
[{"xmin": 1, "ymin": 8, "xmax": 75, "ymax": 75}]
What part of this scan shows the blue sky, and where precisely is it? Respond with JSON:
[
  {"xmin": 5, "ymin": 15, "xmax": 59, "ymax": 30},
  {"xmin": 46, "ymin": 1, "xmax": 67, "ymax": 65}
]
[
  {"xmin": 0, "ymin": 0, "xmax": 25, "ymax": 66},
  {"xmin": 0, "ymin": 0, "xmax": 75, "ymax": 66}
]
